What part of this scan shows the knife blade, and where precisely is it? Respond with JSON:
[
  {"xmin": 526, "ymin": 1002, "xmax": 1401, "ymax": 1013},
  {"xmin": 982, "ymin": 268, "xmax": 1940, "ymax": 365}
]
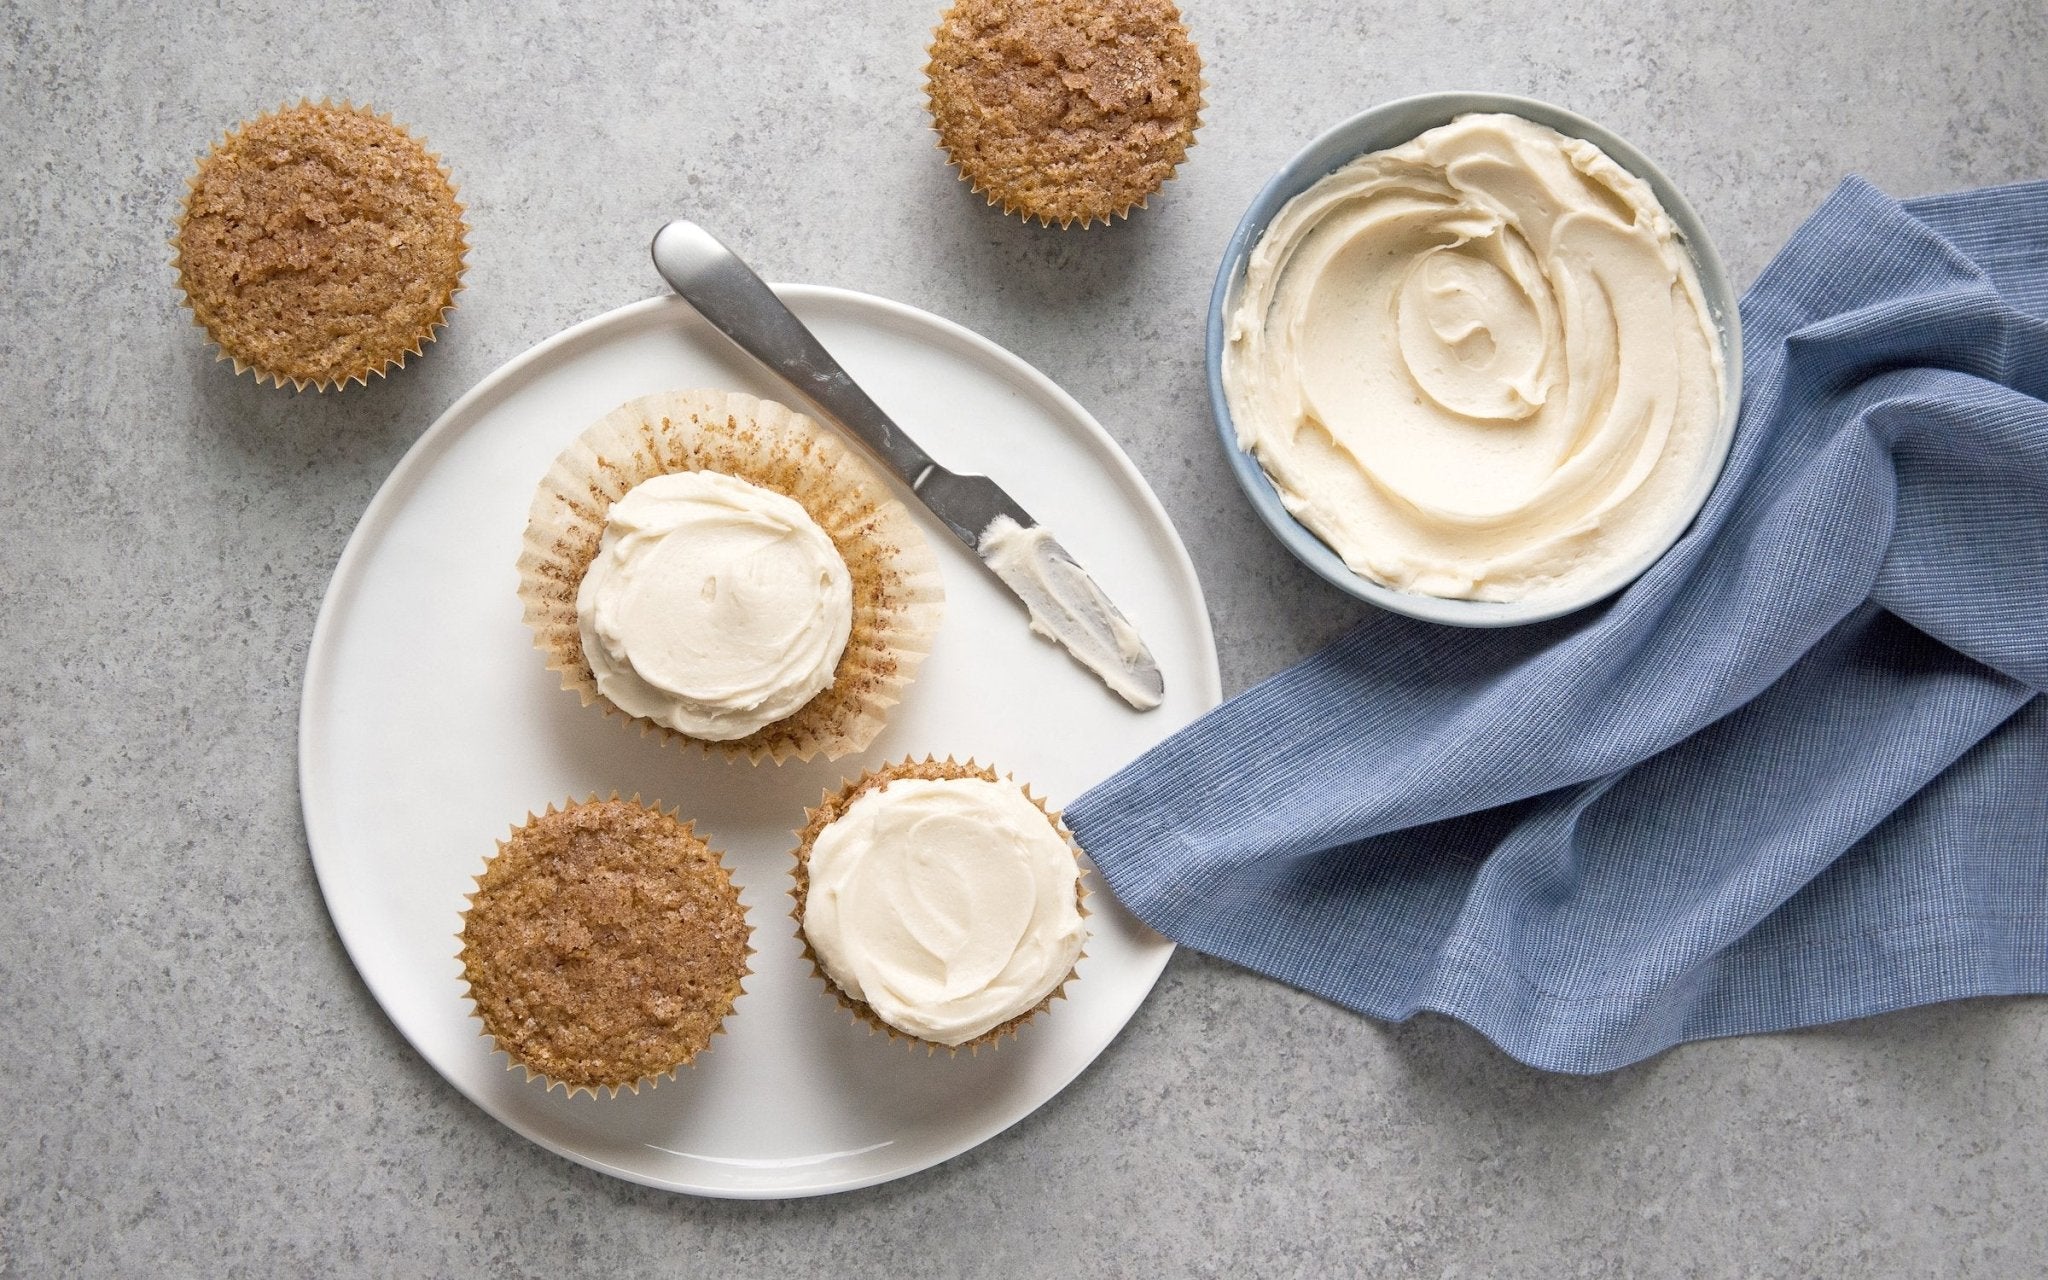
[{"xmin": 649, "ymin": 220, "xmax": 1164, "ymax": 710}]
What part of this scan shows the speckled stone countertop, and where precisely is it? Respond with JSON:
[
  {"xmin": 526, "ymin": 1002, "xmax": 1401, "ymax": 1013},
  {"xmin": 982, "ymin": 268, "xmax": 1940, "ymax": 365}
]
[{"xmin": 5, "ymin": 2, "xmax": 2045, "ymax": 1274}]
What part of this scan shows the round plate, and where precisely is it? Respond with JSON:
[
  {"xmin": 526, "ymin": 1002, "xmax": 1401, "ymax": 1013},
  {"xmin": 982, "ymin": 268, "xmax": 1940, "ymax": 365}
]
[
  {"xmin": 299, "ymin": 289, "xmax": 1220, "ymax": 1198},
  {"xmin": 1208, "ymin": 92, "xmax": 1744, "ymax": 627}
]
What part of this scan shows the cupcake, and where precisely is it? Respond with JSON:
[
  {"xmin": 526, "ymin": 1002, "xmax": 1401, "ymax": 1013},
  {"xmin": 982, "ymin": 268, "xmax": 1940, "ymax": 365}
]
[
  {"xmin": 457, "ymin": 796, "xmax": 751, "ymax": 1096},
  {"xmin": 924, "ymin": 0, "xmax": 1205, "ymax": 228},
  {"xmin": 171, "ymin": 100, "xmax": 468, "ymax": 390},
  {"xmin": 518, "ymin": 389, "xmax": 945, "ymax": 764},
  {"xmin": 791, "ymin": 757, "xmax": 1088, "ymax": 1051}
]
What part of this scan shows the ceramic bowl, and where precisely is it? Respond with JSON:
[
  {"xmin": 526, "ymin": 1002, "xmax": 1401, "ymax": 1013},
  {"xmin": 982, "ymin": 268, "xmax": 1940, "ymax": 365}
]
[{"xmin": 1206, "ymin": 91, "xmax": 1743, "ymax": 626}]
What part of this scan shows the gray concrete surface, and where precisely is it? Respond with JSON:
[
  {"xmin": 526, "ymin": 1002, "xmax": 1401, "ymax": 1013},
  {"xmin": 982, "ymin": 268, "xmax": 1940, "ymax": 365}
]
[{"xmin": 4, "ymin": 0, "xmax": 2045, "ymax": 1274}]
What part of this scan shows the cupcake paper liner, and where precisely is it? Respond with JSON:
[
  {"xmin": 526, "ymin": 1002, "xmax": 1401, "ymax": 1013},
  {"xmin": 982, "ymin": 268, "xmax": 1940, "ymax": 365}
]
[
  {"xmin": 456, "ymin": 793, "xmax": 754, "ymax": 1099},
  {"xmin": 517, "ymin": 389, "xmax": 946, "ymax": 765},
  {"xmin": 788, "ymin": 755, "xmax": 1090, "ymax": 1054},
  {"xmin": 171, "ymin": 99, "xmax": 468, "ymax": 391},
  {"xmin": 925, "ymin": 86, "xmax": 1210, "ymax": 230}
]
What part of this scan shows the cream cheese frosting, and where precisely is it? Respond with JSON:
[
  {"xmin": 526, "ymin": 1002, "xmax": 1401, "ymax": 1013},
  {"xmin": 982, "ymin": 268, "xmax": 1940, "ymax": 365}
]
[
  {"xmin": 1224, "ymin": 112, "xmax": 1725, "ymax": 603},
  {"xmin": 977, "ymin": 515, "xmax": 1162, "ymax": 712},
  {"xmin": 803, "ymin": 777, "xmax": 1086, "ymax": 1046},
  {"xmin": 576, "ymin": 470, "xmax": 853, "ymax": 741}
]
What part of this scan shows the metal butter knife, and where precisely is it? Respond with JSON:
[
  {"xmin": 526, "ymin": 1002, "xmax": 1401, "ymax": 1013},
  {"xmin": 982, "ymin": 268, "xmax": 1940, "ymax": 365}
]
[{"xmin": 650, "ymin": 220, "xmax": 1164, "ymax": 711}]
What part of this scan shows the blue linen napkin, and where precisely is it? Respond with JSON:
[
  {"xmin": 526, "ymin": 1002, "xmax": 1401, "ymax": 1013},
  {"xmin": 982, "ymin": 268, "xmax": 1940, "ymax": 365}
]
[{"xmin": 1066, "ymin": 176, "xmax": 2048, "ymax": 1074}]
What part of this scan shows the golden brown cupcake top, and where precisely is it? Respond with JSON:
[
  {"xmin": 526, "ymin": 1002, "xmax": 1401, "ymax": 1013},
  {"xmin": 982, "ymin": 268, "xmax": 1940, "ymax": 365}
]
[
  {"xmin": 173, "ymin": 101, "xmax": 468, "ymax": 390},
  {"xmin": 459, "ymin": 797, "xmax": 750, "ymax": 1094},
  {"xmin": 925, "ymin": 0, "xmax": 1204, "ymax": 227}
]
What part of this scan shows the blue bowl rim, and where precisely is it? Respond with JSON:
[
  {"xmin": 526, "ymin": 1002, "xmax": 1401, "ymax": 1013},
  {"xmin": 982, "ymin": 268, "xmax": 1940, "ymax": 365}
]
[{"xmin": 1204, "ymin": 91, "xmax": 1745, "ymax": 628}]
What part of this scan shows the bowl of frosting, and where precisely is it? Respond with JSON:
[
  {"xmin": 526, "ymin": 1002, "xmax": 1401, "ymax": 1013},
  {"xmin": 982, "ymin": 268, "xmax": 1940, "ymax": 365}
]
[{"xmin": 1209, "ymin": 92, "xmax": 1742, "ymax": 626}]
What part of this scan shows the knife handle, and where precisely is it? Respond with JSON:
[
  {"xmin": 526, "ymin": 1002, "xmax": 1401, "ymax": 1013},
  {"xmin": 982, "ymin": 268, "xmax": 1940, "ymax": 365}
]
[{"xmin": 651, "ymin": 221, "xmax": 936, "ymax": 487}]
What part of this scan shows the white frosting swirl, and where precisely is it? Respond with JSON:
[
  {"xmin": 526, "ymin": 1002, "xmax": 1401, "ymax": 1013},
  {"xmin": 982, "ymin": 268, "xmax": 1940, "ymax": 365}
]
[
  {"xmin": 977, "ymin": 516, "xmax": 1161, "ymax": 711},
  {"xmin": 1224, "ymin": 113, "xmax": 1725, "ymax": 603},
  {"xmin": 803, "ymin": 777, "xmax": 1087, "ymax": 1046},
  {"xmin": 576, "ymin": 470, "xmax": 853, "ymax": 741}
]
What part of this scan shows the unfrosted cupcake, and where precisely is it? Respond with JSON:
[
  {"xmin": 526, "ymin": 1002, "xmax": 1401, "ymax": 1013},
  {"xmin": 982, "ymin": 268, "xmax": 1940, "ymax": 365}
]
[
  {"xmin": 518, "ymin": 389, "xmax": 945, "ymax": 764},
  {"xmin": 791, "ymin": 757, "xmax": 1088, "ymax": 1051},
  {"xmin": 925, "ymin": 0, "xmax": 1205, "ymax": 228},
  {"xmin": 457, "ymin": 796, "xmax": 751, "ymax": 1096},
  {"xmin": 171, "ymin": 100, "xmax": 467, "ymax": 390}
]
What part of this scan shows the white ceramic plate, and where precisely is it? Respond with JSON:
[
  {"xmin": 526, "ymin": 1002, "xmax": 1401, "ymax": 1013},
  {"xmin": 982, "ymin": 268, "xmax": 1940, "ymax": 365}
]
[{"xmin": 299, "ymin": 289, "xmax": 1221, "ymax": 1198}]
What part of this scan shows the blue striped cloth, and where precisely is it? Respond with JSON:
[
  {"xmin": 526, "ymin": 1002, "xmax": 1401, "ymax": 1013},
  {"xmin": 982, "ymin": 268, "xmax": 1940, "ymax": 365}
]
[{"xmin": 1067, "ymin": 177, "xmax": 2048, "ymax": 1074}]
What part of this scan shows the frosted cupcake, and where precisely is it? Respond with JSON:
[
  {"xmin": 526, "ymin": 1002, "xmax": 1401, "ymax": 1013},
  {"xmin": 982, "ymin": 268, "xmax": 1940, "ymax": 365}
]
[
  {"xmin": 458, "ymin": 796, "xmax": 751, "ymax": 1096},
  {"xmin": 519, "ymin": 389, "xmax": 945, "ymax": 764},
  {"xmin": 791, "ymin": 757, "xmax": 1088, "ymax": 1051},
  {"xmin": 171, "ymin": 100, "xmax": 467, "ymax": 390}
]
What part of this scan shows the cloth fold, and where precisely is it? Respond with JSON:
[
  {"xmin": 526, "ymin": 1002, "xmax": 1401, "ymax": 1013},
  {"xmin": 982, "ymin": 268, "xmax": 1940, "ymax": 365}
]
[{"xmin": 1066, "ymin": 176, "xmax": 2048, "ymax": 1074}]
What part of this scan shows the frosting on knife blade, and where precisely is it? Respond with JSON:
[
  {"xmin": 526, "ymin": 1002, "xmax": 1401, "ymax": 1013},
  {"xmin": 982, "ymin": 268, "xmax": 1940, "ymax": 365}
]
[{"xmin": 977, "ymin": 515, "xmax": 1163, "ymax": 711}]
